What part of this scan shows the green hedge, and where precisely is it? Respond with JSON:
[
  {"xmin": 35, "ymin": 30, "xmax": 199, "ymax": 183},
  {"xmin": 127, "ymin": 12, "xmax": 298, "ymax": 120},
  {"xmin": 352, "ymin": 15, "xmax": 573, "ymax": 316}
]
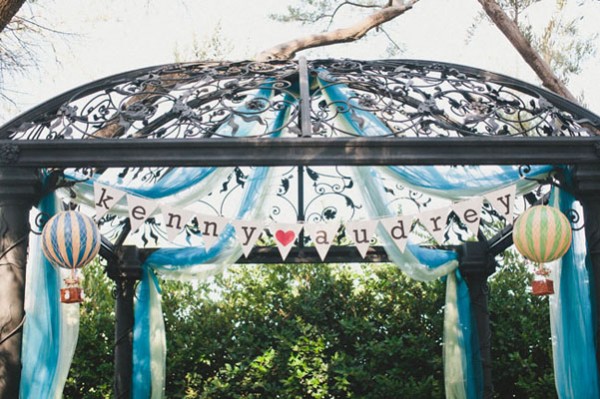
[{"xmin": 64, "ymin": 258, "xmax": 555, "ymax": 398}]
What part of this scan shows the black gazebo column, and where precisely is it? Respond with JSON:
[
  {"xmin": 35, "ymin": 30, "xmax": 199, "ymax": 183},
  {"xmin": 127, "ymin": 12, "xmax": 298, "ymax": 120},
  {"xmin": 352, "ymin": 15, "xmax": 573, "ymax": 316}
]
[
  {"xmin": 0, "ymin": 167, "xmax": 39, "ymax": 398},
  {"xmin": 573, "ymin": 164, "xmax": 600, "ymax": 369},
  {"xmin": 107, "ymin": 245, "xmax": 142, "ymax": 399},
  {"xmin": 459, "ymin": 241, "xmax": 496, "ymax": 399}
]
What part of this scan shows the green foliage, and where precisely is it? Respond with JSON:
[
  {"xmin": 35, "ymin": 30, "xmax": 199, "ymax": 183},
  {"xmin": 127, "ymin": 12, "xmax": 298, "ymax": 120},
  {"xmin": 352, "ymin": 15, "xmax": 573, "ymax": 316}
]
[
  {"xmin": 173, "ymin": 21, "xmax": 236, "ymax": 62},
  {"xmin": 63, "ymin": 262, "xmax": 115, "ymax": 398},
  {"xmin": 490, "ymin": 251, "xmax": 557, "ymax": 399},
  {"xmin": 65, "ymin": 259, "xmax": 556, "ymax": 398}
]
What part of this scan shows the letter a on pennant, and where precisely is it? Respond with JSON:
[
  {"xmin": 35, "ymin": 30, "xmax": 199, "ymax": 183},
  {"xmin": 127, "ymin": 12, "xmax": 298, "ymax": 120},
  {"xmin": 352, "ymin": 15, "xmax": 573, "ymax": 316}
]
[
  {"xmin": 270, "ymin": 223, "xmax": 303, "ymax": 261},
  {"xmin": 126, "ymin": 195, "xmax": 160, "ymax": 233},
  {"xmin": 231, "ymin": 220, "xmax": 266, "ymax": 257},
  {"xmin": 345, "ymin": 220, "xmax": 378, "ymax": 259},
  {"xmin": 94, "ymin": 182, "xmax": 126, "ymax": 219},
  {"xmin": 379, "ymin": 215, "xmax": 414, "ymax": 253},
  {"xmin": 303, "ymin": 222, "xmax": 340, "ymax": 261}
]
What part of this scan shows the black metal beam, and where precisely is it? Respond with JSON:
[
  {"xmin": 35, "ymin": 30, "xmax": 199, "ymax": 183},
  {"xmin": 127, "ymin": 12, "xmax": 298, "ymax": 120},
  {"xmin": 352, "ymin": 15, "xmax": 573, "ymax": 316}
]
[
  {"xmin": 3, "ymin": 137, "xmax": 600, "ymax": 168},
  {"xmin": 137, "ymin": 246, "xmax": 391, "ymax": 265}
]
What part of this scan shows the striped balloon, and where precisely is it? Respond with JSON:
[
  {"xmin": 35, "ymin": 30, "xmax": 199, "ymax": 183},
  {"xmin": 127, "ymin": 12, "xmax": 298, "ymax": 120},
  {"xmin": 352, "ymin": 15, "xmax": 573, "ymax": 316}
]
[
  {"xmin": 513, "ymin": 205, "xmax": 572, "ymax": 263},
  {"xmin": 42, "ymin": 211, "xmax": 101, "ymax": 270}
]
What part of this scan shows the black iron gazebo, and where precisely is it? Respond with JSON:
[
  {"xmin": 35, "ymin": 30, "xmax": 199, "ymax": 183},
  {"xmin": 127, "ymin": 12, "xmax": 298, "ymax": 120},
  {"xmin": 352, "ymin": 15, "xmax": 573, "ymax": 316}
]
[{"xmin": 1, "ymin": 58, "xmax": 600, "ymax": 398}]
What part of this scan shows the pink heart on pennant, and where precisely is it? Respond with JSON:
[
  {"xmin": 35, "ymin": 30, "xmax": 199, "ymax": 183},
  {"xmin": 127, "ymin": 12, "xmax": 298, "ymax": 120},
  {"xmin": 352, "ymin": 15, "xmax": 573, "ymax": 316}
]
[{"xmin": 275, "ymin": 230, "xmax": 296, "ymax": 246}]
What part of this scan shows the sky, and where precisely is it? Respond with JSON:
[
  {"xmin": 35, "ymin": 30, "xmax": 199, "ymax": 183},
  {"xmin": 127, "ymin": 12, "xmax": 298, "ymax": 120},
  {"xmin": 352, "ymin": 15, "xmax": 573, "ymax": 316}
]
[{"xmin": 2, "ymin": 0, "xmax": 600, "ymax": 123}]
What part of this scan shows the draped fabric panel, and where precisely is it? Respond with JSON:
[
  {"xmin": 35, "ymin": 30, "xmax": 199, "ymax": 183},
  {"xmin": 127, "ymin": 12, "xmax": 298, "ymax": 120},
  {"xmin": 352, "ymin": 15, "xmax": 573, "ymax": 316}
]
[
  {"xmin": 132, "ymin": 166, "xmax": 276, "ymax": 399},
  {"xmin": 548, "ymin": 182, "xmax": 600, "ymax": 398},
  {"xmin": 20, "ymin": 191, "xmax": 80, "ymax": 398}
]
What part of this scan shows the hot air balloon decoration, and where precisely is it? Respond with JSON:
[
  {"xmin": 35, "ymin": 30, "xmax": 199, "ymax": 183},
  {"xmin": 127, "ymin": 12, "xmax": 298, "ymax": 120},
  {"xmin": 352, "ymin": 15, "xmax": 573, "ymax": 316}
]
[
  {"xmin": 512, "ymin": 205, "xmax": 572, "ymax": 296},
  {"xmin": 42, "ymin": 211, "xmax": 101, "ymax": 303}
]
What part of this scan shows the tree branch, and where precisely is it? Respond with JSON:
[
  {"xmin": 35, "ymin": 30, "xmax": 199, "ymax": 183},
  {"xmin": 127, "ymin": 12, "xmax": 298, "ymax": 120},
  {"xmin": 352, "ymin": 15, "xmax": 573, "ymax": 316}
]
[
  {"xmin": 256, "ymin": 0, "xmax": 419, "ymax": 61},
  {"xmin": 477, "ymin": 0, "xmax": 577, "ymax": 102},
  {"xmin": 0, "ymin": 0, "xmax": 26, "ymax": 34}
]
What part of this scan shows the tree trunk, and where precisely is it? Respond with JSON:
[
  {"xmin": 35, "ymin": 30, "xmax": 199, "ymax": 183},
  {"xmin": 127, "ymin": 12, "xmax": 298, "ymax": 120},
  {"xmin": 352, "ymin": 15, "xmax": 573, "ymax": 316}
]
[
  {"xmin": 0, "ymin": 0, "xmax": 26, "ymax": 34},
  {"xmin": 0, "ymin": 167, "xmax": 39, "ymax": 399},
  {"xmin": 476, "ymin": 0, "xmax": 577, "ymax": 102}
]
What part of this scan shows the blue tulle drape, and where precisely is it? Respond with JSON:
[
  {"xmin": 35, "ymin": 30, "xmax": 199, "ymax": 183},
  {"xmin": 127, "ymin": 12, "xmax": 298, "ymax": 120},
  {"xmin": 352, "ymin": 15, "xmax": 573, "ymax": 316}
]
[
  {"xmin": 549, "ymin": 177, "xmax": 600, "ymax": 398},
  {"xmin": 20, "ymin": 181, "xmax": 80, "ymax": 399}
]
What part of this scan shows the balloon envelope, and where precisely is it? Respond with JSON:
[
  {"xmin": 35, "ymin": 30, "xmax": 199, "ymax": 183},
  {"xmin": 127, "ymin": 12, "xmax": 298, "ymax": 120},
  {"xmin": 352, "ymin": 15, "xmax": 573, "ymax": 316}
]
[
  {"xmin": 513, "ymin": 205, "xmax": 572, "ymax": 263},
  {"xmin": 42, "ymin": 211, "xmax": 101, "ymax": 269}
]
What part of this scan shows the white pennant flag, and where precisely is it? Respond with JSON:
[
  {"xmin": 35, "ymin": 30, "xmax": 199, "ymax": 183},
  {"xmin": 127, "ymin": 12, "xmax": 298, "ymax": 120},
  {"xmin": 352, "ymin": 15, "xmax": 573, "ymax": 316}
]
[
  {"xmin": 161, "ymin": 205, "xmax": 196, "ymax": 242},
  {"xmin": 418, "ymin": 207, "xmax": 450, "ymax": 244},
  {"xmin": 345, "ymin": 220, "xmax": 378, "ymax": 258},
  {"xmin": 484, "ymin": 185, "xmax": 516, "ymax": 222},
  {"xmin": 452, "ymin": 197, "xmax": 483, "ymax": 236},
  {"xmin": 127, "ymin": 195, "xmax": 160, "ymax": 232},
  {"xmin": 304, "ymin": 222, "xmax": 340, "ymax": 261},
  {"xmin": 270, "ymin": 223, "xmax": 303, "ymax": 261},
  {"xmin": 197, "ymin": 214, "xmax": 228, "ymax": 248},
  {"xmin": 232, "ymin": 220, "xmax": 266, "ymax": 258},
  {"xmin": 380, "ymin": 215, "xmax": 414, "ymax": 253},
  {"xmin": 94, "ymin": 183, "xmax": 126, "ymax": 219}
]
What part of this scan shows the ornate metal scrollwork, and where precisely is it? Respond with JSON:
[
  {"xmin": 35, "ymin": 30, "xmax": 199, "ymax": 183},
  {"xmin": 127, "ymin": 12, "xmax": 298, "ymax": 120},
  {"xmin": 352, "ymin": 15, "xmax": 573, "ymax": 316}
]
[{"xmin": 2, "ymin": 59, "xmax": 597, "ymax": 142}]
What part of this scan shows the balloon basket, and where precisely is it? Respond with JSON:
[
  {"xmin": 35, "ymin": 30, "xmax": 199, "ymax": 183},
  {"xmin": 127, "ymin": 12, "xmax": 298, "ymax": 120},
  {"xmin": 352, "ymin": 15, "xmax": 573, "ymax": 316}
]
[
  {"xmin": 61, "ymin": 274, "xmax": 84, "ymax": 303},
  {"xmin": 60, "ymin": 287, "xmax": 83, "ymax": 303},
  {"xmin": 531, "ymin": 279, "xmax": 554, "ymax": 296}
]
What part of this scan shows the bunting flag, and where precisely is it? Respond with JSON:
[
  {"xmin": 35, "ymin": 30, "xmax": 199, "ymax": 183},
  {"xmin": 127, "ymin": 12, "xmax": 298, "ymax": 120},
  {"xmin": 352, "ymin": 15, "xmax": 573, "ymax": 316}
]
[
  {"xmin": 303, "ymin": 222, "xmax": 340, "ymax": 261},
  {"xmin": 419, "ymin": 207, "xmax": 451, "ymax": 244},
  {"xmin": 126, "ymin": 195, "xmax": 160, "ymax": 232},
  {"xmin": 270, "ymin": 223, "xmax": 303, "ymax": 261},
  {"xmin": 452, "ymin": 197, "xmax": 483, "ymax": 236},
  {"xmin": 231, "ymin": 220, "xmax": 266, "ymax": 257},
  {"xmin": 94, "ymin": 183, "xmax": 126, "ymax": 219},
  {"xmin": 484, "ymin": 185, "xmax": 516, "ymax": 221},
  {"xmin": 345, "ymin": 220, "xmax": 378, "ymax": 258},
  {"xmin": 196, "ymin": 214, "xmax": 228, "ymax": 248},
  {"xmin": 92, "ymin": 183, "xmax": 516, "ymax": 259},
  {"xmin": 380, "ymin": 214, "xmax": 414, "ymax": 253},
  {"xmin": 161, "ymin": 205, "xmax": 196, "ymax": 242}
]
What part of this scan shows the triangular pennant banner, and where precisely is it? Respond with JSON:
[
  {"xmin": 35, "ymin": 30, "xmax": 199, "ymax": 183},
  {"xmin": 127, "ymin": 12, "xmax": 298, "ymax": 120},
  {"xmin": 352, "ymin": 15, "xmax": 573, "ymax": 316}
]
[
  {"xmin": 270, "ymin": 223, "xmax": 303, "ymax": 261},
  {"xmin": 379, "ymin": 215, "xmax": 414, "ymax": 253},
  {"xmin": 197, "ymin": 214, "xmax": 228, "ymax": 248},
  {"xmin": 127, "ymin": 195, "xmax": 160, "ymax": 232},
  {"xmin": 304, "ymin": 222, "xmax": 340, "ymax": 261},
  {"xmin": 345, "ymin": 220, "xmax": 378, "ymax": 258},
  {"xmin": 484, "ymin": 185, "xmax": 516, "ymax": 222},
  {"xmin": 232, "ymin": 219, "xmax": 266, "ymax": 258},
  {"xmin": 418, "ymin": 207, "xmax": 450, "ymax": 244},
  {"xmin": 452, "ymin": 197, "xmax": 483, "ymax": 236},
  {"xmin": 161, "ymin": 205, "xmax": 196, "ymax": 242},
  {"xmin": 94, "ymin": 183, "xmax": 126, "ymax": 219}
]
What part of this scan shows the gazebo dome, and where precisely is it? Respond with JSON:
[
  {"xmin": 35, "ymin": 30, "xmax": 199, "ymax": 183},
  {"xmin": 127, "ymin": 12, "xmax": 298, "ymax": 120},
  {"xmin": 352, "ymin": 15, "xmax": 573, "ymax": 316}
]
[{"xmin": 2, "ymin": 59, "xmax": 598, "ymax": 143}]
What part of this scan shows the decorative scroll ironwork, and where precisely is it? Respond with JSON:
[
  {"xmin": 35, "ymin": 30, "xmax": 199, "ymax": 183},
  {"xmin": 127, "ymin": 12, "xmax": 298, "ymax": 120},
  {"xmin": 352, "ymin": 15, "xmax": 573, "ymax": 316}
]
[{"xmin": 2, "ymin": 59, "xmax": 599, "ymax": 141}]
